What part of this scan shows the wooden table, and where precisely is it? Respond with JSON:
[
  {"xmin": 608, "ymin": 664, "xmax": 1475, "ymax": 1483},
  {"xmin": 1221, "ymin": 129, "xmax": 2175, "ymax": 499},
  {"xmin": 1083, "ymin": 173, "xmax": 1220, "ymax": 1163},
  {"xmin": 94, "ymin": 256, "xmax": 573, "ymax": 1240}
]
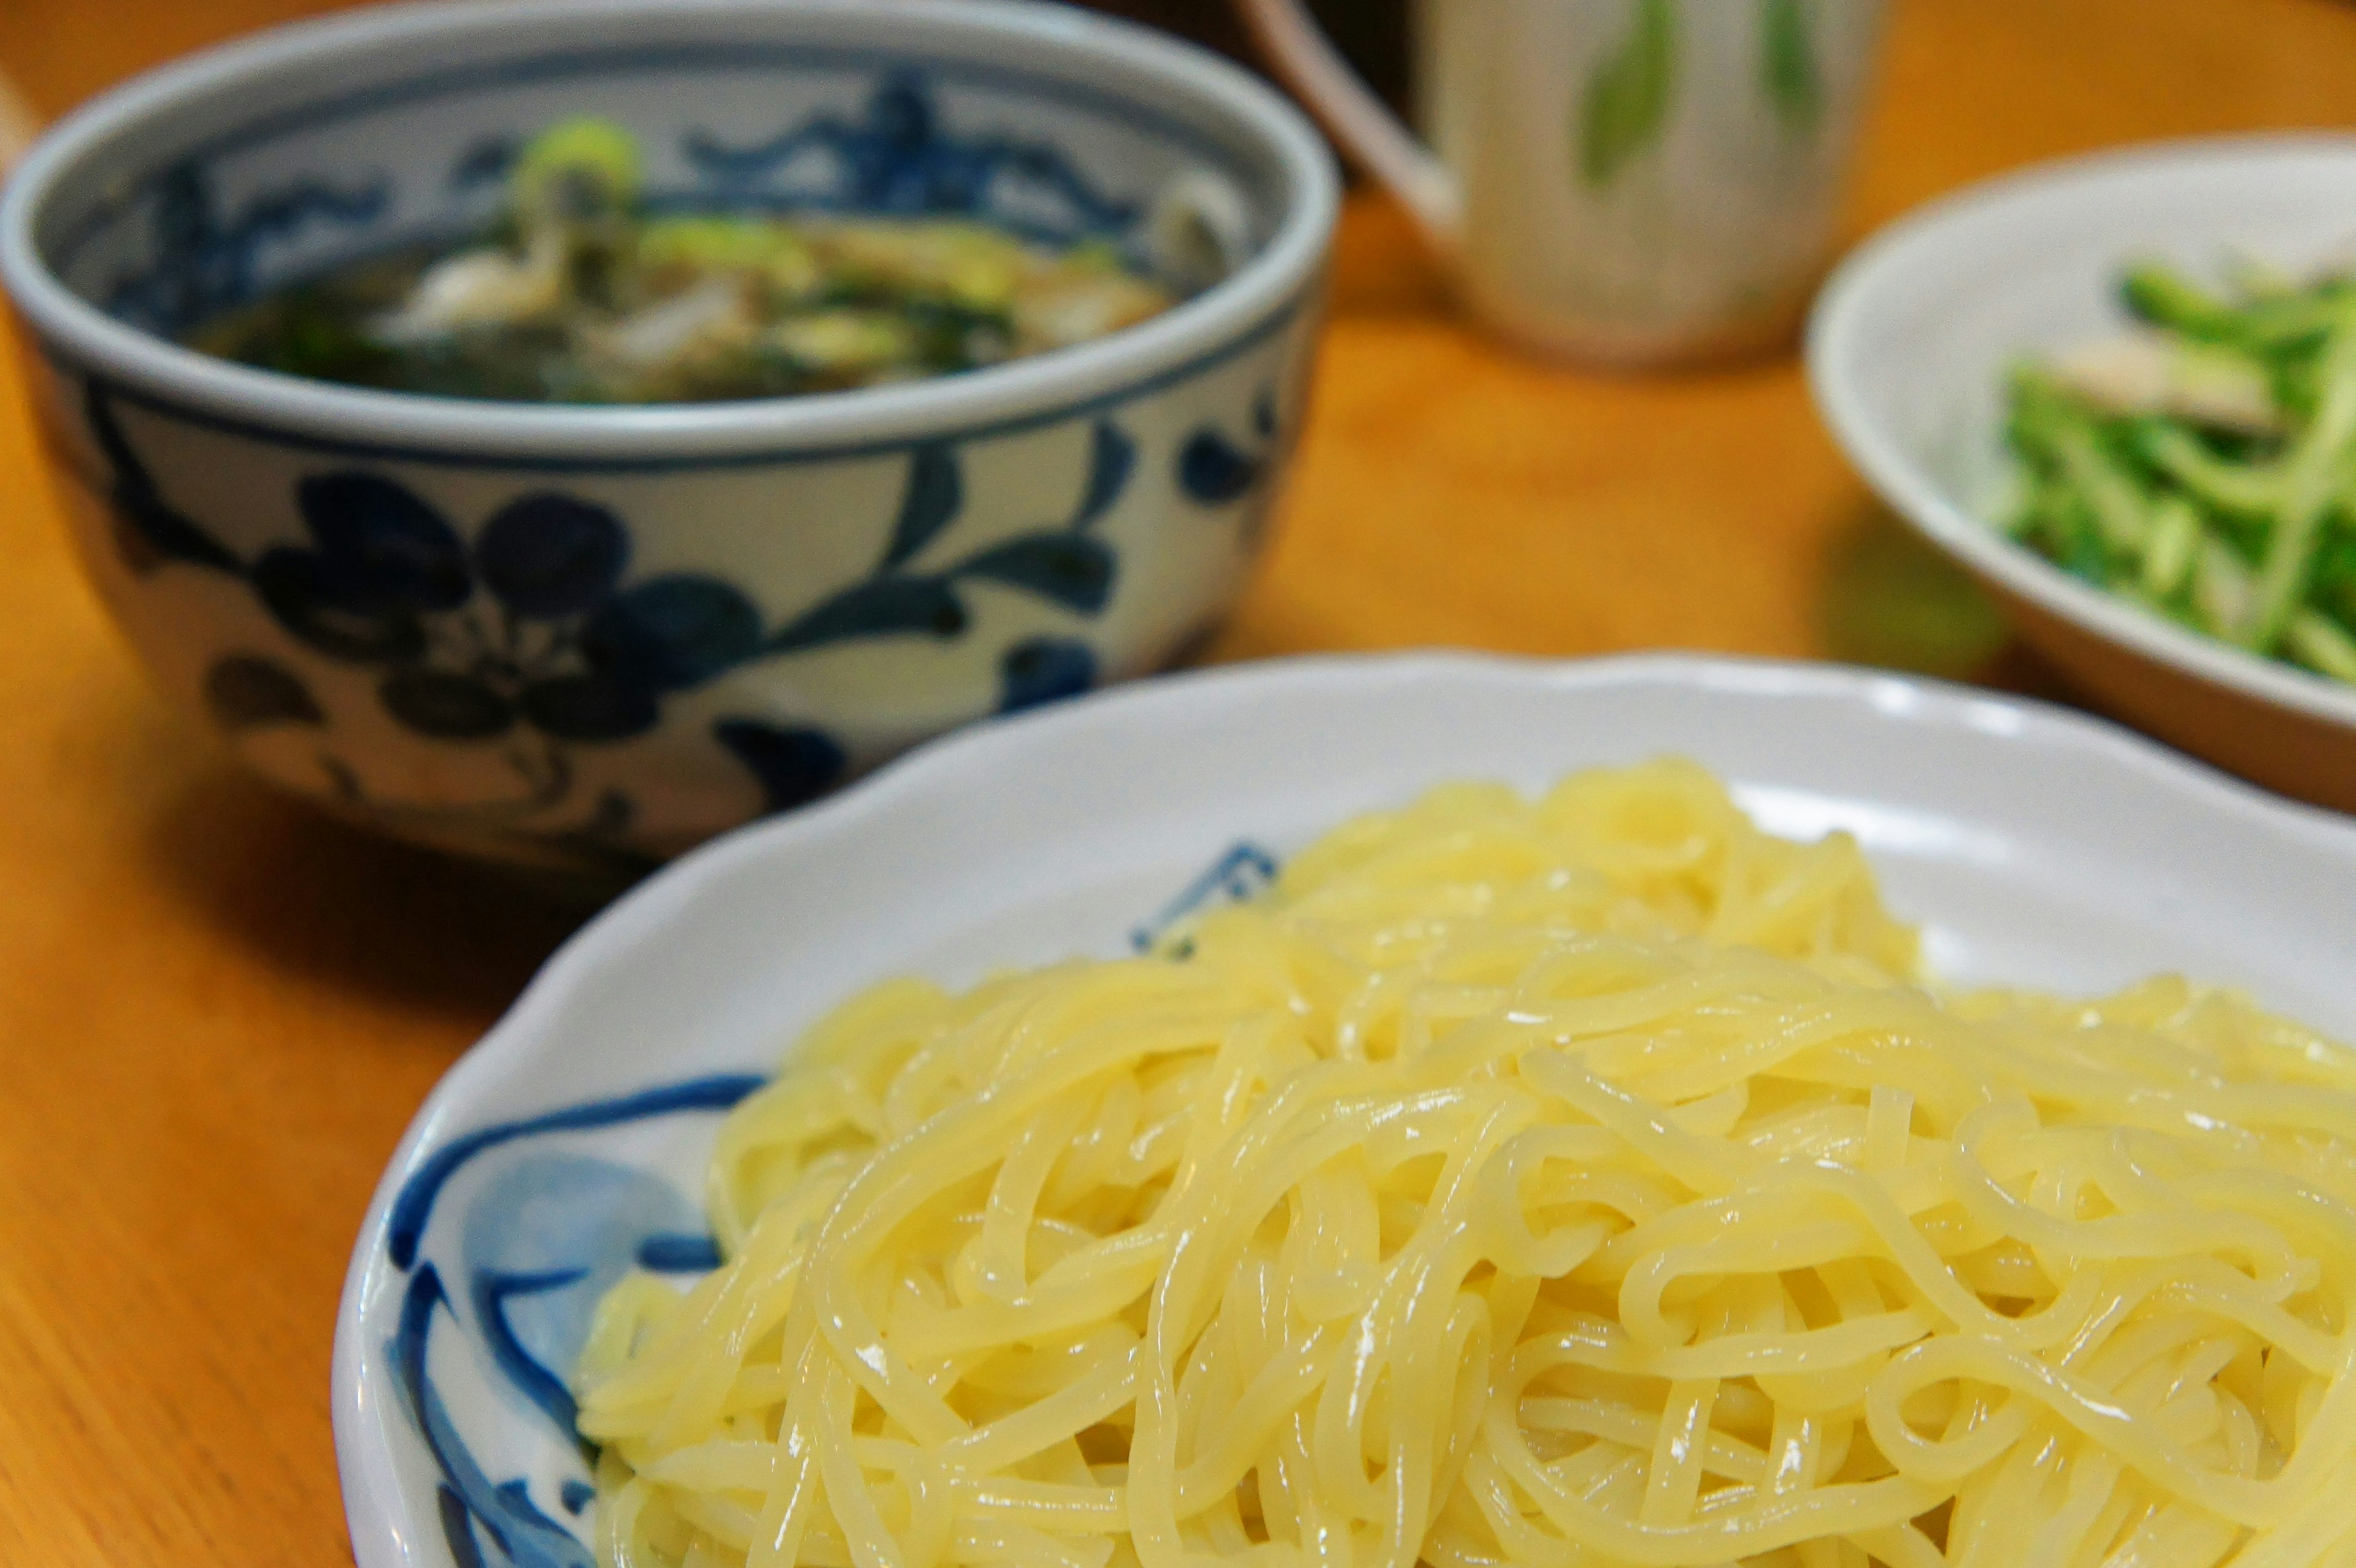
[{"xmin": 4, "ymin": 1, "xmax": 2355, "ymax": 1561}]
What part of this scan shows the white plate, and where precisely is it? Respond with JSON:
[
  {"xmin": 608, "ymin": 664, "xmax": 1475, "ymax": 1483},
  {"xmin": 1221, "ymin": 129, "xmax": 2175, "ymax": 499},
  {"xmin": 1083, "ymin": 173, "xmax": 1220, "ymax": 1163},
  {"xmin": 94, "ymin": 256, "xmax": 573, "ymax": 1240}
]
[
  {"xmin": 331, "ymin": 651, "xmax": 2356, "ymax": 1568},
  {"xmin": 1807, "ymin": 135, "xmax": 2356, "ymax": 812}
]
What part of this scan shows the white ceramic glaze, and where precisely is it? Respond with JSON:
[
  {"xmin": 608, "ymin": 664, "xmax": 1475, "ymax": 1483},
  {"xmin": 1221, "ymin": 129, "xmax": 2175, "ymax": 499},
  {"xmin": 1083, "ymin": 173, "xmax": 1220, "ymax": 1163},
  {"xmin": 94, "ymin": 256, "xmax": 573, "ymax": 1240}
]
[
  {"xmin": 1809, "ymin": 134, "xmax": 2356, "ymax": 813},
  {"xmin": 334, "ymin": 650, "xmax": 2356, "ymax": 1568},
  {"xmin": 1238, "ymin": 0, "xmax": 1882, "ymax": 363},
  {"xmin": 0, "ymin": 0, "xmax": 1338, "ymax": 866}
]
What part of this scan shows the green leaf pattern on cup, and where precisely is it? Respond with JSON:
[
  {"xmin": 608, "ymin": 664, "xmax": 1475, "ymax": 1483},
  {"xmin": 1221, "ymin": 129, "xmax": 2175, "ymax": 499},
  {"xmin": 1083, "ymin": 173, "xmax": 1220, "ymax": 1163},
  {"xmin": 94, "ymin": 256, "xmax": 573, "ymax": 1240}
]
[
  {"xmin": 1577, "ymin": 0, "xmax": 1832, "ymax": 189},
  {"xmin": 1576, "ymin": 0, "xmax": 1679, "ymax": 189},
  {"xmin": 1761, "ymin": 0, "xmax": 1824, "ymax": 134}
]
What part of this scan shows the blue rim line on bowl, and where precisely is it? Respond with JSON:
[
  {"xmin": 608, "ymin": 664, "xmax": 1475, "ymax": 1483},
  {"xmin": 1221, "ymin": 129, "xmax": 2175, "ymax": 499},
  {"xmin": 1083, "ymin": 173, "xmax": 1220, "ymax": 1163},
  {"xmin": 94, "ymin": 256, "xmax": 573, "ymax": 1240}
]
[
  {"xmin": 1806, "ymin": 132, "xmax": 2356, "ymax": 736},
  {"xmin": 60, "ymin": 287, "xmax": 1311, "ymax": 472},
  {"xmin": 1, "ymin": 0, "xmax": 1340, "ymax": 459}
]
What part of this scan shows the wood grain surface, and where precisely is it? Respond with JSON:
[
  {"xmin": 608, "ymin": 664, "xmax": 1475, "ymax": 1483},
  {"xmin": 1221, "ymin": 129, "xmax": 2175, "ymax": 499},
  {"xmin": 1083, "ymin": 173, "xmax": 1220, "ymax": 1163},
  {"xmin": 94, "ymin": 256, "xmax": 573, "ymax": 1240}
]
[{"xmin": 3, "ymin": 1, "xmax": 2355, "ymax": 1563}]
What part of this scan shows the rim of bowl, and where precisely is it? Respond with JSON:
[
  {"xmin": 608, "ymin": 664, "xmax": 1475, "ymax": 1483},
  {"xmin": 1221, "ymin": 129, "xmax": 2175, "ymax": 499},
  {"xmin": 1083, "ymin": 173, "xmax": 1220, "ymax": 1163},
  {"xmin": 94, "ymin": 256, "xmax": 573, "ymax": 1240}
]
[
  {"xmin": 1806, "ymin": 131, "xmax": 2356, "ymax": 734},
  {"xmin": 0, "ymin": 0, "xmax": 1339, "ymax": 463}
]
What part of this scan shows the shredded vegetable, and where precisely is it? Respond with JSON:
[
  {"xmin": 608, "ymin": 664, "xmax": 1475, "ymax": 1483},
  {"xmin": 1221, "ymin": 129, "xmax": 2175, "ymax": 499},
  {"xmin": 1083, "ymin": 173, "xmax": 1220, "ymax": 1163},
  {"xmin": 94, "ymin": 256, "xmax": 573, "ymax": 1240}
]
[{"xmin": 2003, "ymin": 260, "xmax": 2356, "ymax": 685}]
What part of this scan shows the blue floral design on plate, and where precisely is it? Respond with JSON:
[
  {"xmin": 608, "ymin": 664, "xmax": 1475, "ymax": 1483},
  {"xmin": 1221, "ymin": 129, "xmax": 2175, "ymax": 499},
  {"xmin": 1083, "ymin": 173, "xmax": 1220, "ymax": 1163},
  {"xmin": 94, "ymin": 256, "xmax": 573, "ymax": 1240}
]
[{"xmin": 380, "ymin": 842, "xmax": 1282, "ymax": 1567}]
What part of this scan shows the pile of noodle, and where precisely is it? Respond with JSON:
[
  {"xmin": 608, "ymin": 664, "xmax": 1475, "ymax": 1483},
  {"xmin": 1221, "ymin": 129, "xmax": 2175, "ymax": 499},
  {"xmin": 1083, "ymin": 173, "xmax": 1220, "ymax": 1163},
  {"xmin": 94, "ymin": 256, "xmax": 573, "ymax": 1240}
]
[{"xmin": 575, "ymin": 761, "xmax": 2356, "ymax": 1568}]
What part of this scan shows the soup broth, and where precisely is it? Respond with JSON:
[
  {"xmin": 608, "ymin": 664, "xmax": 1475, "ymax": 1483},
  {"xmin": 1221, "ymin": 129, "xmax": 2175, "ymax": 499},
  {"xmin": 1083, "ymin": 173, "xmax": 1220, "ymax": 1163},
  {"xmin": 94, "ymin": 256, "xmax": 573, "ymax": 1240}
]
[{"xmin": 184, "ymin": 119, "xmax": 1177, "ymax": 405}]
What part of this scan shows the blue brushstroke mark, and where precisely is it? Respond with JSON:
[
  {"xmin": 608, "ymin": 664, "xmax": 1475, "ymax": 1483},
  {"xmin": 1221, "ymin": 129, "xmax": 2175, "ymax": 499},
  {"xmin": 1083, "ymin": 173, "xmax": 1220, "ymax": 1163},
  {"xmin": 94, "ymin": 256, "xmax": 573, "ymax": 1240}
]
[
  {"xmin": 85, "ymin": 383, "xmax": 241, "ymax": 574},
  {"xmin": 637, "ymin": 1232, "xmax": 725, "ymax": 1272},
  {"xmin": 388, "ymin": 1074, "xmax": 765, "ymax": 1269},
  {"xmin": 437, "ymin": 1483, "xmax": 490, "ymax": 1568},
  {"xmin": 1131, "ymin": 842, "xmax": 1280, "ymax": 953},
  {"xmin": 953, "ymin": 534, "xmax": 1115, "ymax": 614},
  {"xmin": 106, "ymin": 158, "xmax": 391, "ymax": 333},
  {"xmin": 879, "ymin": 444, "xmax": 961, "ymax": 570},
  {"xmin": 998, "ymin": 637, "xmax": 1097, "ymax": 714},
  {"xmin": 458, "ymin": 1154, "xmax": 709, "ymax": 1441},
  {"xmin": 461, "ymin": 1148, "xmax": 707, "ymax": 1440},
  {"xmin": 761, "ymin": 420, "xmax": 1131, "ymax": 663},
  {"xmin": 766, "ymin": 574, "xmax": 969, "ymax": 652},
  {"xmin": 391, "ymin": 1139, "xmax": 724, "ymax": 1562},
  {"xmin": 683, "ymin": 69, "xmax": 1138, "ymax": 239},
  {"xmin": 581, "ymin": 574, "xmax": 766, "ymax": 698},
  {"xmin": 560, "ymin": 1480, "xmax": 595, "ymax": 1516},
  {"xmin": 1178, "ymin": 388, "xmax": 1280, "ymax": 512},
  {"xmin": 1177, "ymin": 427, "xmax": 1261, "ymax": 506},
  {"xmin": 1067, "ymin": 422, "xmax": 1137, "ymax": 532},
  {"xmin": 472, "ymin": 1266, "xmax": 591, "ymax": 1443},
  {"xmin": 389, "ymin": 1266, "xmax": 595, "ymax": 1568},
  {"xmin": 449, "ymin": 136, "xmax": 519, "ymax": 191},
  {"xmin": 713, "ymin": 721, "xmax": 850, "ymax": 815}
]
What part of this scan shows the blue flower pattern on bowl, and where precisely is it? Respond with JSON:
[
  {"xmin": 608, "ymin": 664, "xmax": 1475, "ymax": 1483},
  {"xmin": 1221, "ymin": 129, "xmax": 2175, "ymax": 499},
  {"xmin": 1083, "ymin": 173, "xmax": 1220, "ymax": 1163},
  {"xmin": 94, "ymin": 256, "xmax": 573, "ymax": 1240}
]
[
  {"xmin": 88, "ymin": 371, "xmax": 1163, "ymax": 842},
  {"xmin": 680, "ymin": 70, "xmax": 1139, "ymax": 239},
  {"xmin": 36, "ymin": 58, "xmax": 1314, "ymax": 865},
  {"xmin": 382, "ymin": 842, "xmax": 1276, "ymax": 1568}
]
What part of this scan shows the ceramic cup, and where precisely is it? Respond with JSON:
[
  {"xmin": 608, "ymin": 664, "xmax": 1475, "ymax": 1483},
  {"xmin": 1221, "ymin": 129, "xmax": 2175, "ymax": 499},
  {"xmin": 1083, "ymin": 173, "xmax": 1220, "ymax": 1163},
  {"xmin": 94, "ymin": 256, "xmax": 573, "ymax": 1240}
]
[
  {"xmin": 1238, "ymin": 0, "xmax": 1884, "ymax": 364},
  {"xmin": 0, "ymin": 0, "xmax": 1338, "ymax": 869}
]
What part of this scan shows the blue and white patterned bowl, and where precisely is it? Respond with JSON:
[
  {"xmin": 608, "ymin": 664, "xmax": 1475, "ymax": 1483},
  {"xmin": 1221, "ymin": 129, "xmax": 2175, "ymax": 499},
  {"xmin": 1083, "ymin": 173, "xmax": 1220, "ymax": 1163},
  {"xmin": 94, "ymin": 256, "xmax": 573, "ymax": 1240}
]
[
  {"xmin": 0, "ymin": 0, "xmax": 1337, "ymax": 866},
  {"xmin": 333, "ymin": 651, "xmax": 2356, "ymax": 1568}
]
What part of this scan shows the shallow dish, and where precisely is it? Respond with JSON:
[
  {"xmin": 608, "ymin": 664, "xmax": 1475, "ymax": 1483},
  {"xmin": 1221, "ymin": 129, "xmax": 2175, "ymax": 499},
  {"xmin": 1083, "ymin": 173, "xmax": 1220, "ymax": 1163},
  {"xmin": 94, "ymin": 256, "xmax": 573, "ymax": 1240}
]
[
  {"xmin": 333, "ymin": 649, "xmax": 2356, "ymax": 1568},
  {"xmin": 1807, "ymin": 135, "xmax": 2356, "ymax": 812},
  {"xmin": 0, "ymin": 0, "xmax": 1336, "ymax": 866}
]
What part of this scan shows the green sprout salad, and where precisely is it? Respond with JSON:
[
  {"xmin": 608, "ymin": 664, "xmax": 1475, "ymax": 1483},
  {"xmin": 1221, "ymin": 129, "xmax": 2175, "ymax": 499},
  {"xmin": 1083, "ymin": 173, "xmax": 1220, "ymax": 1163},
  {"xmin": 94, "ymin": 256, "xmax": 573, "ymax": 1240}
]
[
  {"xmin": 2001, "ymin": 261, "xmax": 2356, "ymax": 688},
  {"xmin": 188, "ymin": 118, "xmax": 1177, "ymax": 404}
]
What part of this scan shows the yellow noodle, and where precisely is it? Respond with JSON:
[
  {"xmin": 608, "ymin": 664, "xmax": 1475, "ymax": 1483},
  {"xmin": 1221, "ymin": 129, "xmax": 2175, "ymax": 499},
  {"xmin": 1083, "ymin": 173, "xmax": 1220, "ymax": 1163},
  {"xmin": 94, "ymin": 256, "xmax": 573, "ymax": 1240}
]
[{"xmin": 577, "ymin": 759, "xmax": 2356, "ymax": 1568}]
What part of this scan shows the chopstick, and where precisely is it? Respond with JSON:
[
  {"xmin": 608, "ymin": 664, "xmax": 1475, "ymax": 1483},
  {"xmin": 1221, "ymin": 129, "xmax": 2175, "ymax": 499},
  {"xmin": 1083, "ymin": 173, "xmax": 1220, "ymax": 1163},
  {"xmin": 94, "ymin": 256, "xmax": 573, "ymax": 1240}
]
[{"xmin": 0, "ymin": 64, "xmax": 38, "ymax": 172}]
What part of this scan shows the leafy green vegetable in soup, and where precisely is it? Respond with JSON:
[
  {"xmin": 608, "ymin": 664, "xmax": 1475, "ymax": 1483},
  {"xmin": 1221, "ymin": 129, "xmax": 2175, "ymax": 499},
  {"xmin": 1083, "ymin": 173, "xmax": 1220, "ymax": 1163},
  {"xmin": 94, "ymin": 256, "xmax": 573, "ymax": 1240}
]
[
  {"xmin": 187, "ymin": 117, "xmax": 1179, "ymax": 404},
  {"xmin": 2001, "ymin": 259, "xmax": 2356, "ymax": 686}
]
